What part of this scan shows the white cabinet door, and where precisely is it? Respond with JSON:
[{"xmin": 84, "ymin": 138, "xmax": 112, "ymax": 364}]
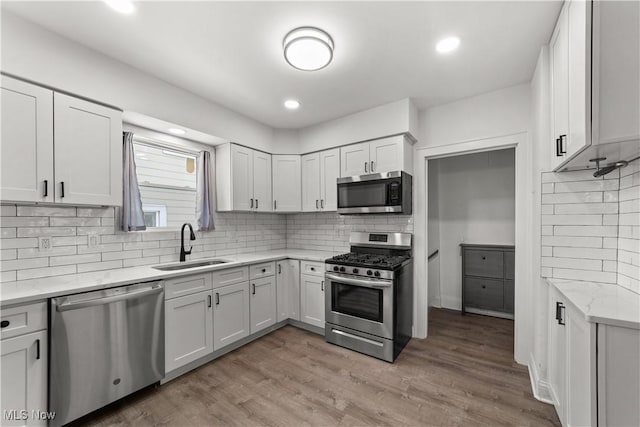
[
  {"xmin": 0, "ymin": 76, "xmax": 54, "ymax": 203},
  {"xmin": 250, "ymin": 276, "xmax": 276, "ymax": 334},
  {"xmin": 252, "ymin": 150, "xmax": 272, "ymax": 212},
  {"xmin": 1, "ymin": 331, "xmax": 47, "ymax": 427},
  {"xmin": 369, "ymin": 137, "xmax": 403, "ymax": 174},
  {"xmin": 53, "ymin": 93, "xmax": 122, "ymax": 206},
  {"xmin": 276, "ymin": 260, "xmax": 300, "ymax": 322},
  {"xmin": 213, "ymin": 282, "xmax": 250, "ymax": 351},
  {"xmin": 340, "ymin": 142, "xmax": 369, "ymax": 177},
  {"xmin": 566, "ymin": 0, "xmax": 590, "ymax": 159},
  {"xmin": 272, "ymin": 155, "xmax": 301, "ymax": 212},
  {"xmin": 231, "ymin": 144, "xmax": 253, "ymax": 211},
  {"xmin": 551, "ymin": 4, "xmax": 570, "ymax": 168},
  {"xmin": 300, "ymin": 274, "xmax": 325, "ymax": 328},
  {"xmin": 548, "ymin": 289, "xmax": 567, "ymax": 425},
  {"xmin": 165, "ymin": 291, "xmax": 213, "ymax": 373},
  {"xmin": 301, "ymin": 153, "xmax": 321, "ymax": 212},
  {"xmin": 320, "ymin": 148, "xmax": 340, "ymax": 211},
  {"xmin": 565, "ymin": 302, "xmax": 596, "ymax": 427}
]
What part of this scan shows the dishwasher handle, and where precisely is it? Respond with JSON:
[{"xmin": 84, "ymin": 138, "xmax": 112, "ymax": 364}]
[{"xmin": 55, "ymin": 285, "xmax": 163, "ymax": 312}]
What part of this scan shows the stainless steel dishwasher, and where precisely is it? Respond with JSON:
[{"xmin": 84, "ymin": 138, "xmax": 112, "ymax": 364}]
[{"xmin": 50, "ymin": 282, "xmax": 164, "ymax": 426}]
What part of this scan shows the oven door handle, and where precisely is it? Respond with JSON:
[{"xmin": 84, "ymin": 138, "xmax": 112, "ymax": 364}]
[{"xmin": 325, "ymin": 273, "xmax": 392, "ymax": 288}]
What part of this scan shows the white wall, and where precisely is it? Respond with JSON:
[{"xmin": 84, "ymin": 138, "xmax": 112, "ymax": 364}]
[
  {"xmin": 417, "ymin": 84, "xmax": 531, "ymax": 148},
  {"xmin": 430, "ymin": 150, "xmax": 516, "ymax": 310},
  {"xmin": 0, "ymin": 12, "xmax": 275, "ymax": 152}
]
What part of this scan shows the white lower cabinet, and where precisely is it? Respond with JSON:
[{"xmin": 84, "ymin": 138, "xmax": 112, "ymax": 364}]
[
  {"xmin": 300, "ymin": 274, "xmax": 325, "ymax": 328},
  {"xmin": 213, "ymin": 282, "xmax": 250, "ymax": 351},
  {"xmin": 250, "ymin": 276, "xmax": 277, "ymax": 334},
  {"xmin": 0, "ymin": 330, "xmax": 48, "ymax": 426},
  {"xmin": 276, "ymin": 260, "xmax": 300, "ymax": 322},
  {"xmin": 548, "ymin": 285, "xmax": 639, "ymax": 427},
  {"xmin": 165, "ymin": 291, "xmax": 213, "ymax": 373}
]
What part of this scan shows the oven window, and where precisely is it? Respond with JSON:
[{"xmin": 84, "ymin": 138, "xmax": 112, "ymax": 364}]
[
  {"xmin": 338, "ymin": 181, "xmax": 389, "ymax": 208},
  {"xmin": 331, "ymin": 282, "xmax": 383, "ymax": 322}
]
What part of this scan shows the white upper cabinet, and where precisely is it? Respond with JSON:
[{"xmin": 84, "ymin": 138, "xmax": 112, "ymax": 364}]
[
  {"xmin": 1, "ymin": 76, "xmax": 54, "ymax": 204},
  {"xmin": 302, "ymin": 148, "xmax": 340, "ymax": 212},
  {"xmin": 301, "ymin": 152, "xmax": 321, "ymax": 212},
  {"xmin": 272, "ymin": 155, "xmax": 301, "ymax": 212},
  {"xmin": 54, "ymin": 93, "xmax": 122, "ymax": 206},
  {"xmin": 1, "ymin": 76, "xmax": 122, "ymax": 206},
  {"xmin": 216, "ymin": 143, "xmax": 272, "ymax": 212},
  {"xmin": 340, "ymin": 142, "xmax": 370, "ymax": 176},
  {"xmin": 340, "ymin": 135, "xmax": 413, "ymax": 177},
  {"xmin": 551, "ymin": 0, "xmax": 640, "ymax": 171},
  {"xmin": 320, "ymin": 148, "xmax": 340, "ymax": 211}
]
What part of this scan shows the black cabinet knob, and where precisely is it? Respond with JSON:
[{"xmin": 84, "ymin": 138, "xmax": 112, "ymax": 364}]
[
  {"xmin": 482, "ymin": 285, "xmax": 486, "ymax": 289},
  {"xmin": 482, "ymin": 256, "xmax": 486, "ymax": 260},
  {"xmin": 261, "ymin": 268, "xmax": 266, "ymax": 273},
  {"xmin": 340, "ymin": 267, "xmax": 346, "ymax": 272},
  {"xmin": 333, "ymin": 266, "xmax": 339, "ymax": 272},
  {"xmin": 0, "ymin": 320, "xmax": 9, "ymax": 328},
  {"xmin": 374, "ymin": 271, "xmax": 380, "ymax": 277},
  {"xmin": 367, "ymin": 270, "xmax": 373, "ymax": 275},
  {"xmin": 353, "ymin": 268, "xmax": 359, "ymax": 274}
]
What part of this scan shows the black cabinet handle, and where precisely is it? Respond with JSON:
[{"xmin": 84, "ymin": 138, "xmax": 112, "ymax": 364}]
[
  {"xmin": 256, "ymin": 199, "xmax": 259, "ymax": 209},
  {"xmin": 321, "ymin": 280, "xmax": 324, "ymax": 291},
  {"xmin": 274, "ymin": 200, "xmax": 277, "ymax": 210},
  {"xmin": 316, "ymin": 199, "xmax": 319, "ymax": 209},
  {"xmin": 559, "ymin": 135, "xmax": 567, "ymax": 154},
  {"xmin": 60, "ymin": 181, "xmax": 65, "ymax": 198},
  {"xmin": 555, "ymin": 301, "xmax": 565, "ymax": 325},
  {"xmin": 371, "ymin": 161, "xmax": 375, "ymax": 172},
  {"xmin": 208, "ymin": 294, "xmax": 212, "ymax": 308},
  {"xmin": 556, "ymin": 138, "xmax": 562, "ymax": 157},
  {"xmin": 364, "ymin": 162, "xmax": 368, "ymax": 173},
  {"xmin": 215, "ymin": 293, "xmax": 220, "ymax": 305},
  {"xmin": 321, "ymin": 199, "xmax": 324, "ymax": 208},
  {"xmin": 278, "ymin": 264, "xmax": 282, "ymax": 274},
  {"xmin": 43, "ymin": 180, "xmax": 48, "ymax": 197},
  {"xmin": 261, "ymin": 268, "xmax": 266, "ymax": 273},
  {"xmin": 36, "ymin": 339, "xmax": 40, "ymax": 360},
  {"xmin": 250, "ymin": 198, "xmax": 254, "ymax": 208},
  {"xmin": 252, "ymin": 284, "xmax": 256, "ymax": 295},
  {"xmin": 0, "ymin": 320, "xmax": 9, "ymax": 328}
]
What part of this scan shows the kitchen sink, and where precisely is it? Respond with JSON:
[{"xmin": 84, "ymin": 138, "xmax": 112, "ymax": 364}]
[{"xmin": 152, "ymin": 259, "xmax": 231, "ymax": 271}]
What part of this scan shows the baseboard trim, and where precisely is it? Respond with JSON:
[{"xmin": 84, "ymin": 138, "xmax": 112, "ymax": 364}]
[{"xmin": 528, "ymin": 353, "xmax": 553, "ymax": 404}]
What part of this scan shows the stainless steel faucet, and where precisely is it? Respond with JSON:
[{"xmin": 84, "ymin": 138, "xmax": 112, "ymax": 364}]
[{"xmin": 180, "ymin": 223, "xmax": 196, "ymax": 262}]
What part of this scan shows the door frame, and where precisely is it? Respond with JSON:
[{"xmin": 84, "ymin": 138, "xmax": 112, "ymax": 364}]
[{"xmin": 413, "ymin": 132, "xmax": 531, "ymax": 364}]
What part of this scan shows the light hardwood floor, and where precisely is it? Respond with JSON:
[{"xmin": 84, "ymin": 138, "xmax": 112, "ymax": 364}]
[{"xmin": 76, "ymin": 309, "xmax": 560, "ymax": 427}]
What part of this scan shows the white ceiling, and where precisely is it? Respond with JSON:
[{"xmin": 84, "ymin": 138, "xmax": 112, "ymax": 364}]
[{"xmin": 2, "ymin": 1, "xmax": 561, "ymax": 129}]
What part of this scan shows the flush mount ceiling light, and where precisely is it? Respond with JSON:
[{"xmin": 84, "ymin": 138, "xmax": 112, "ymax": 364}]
[
  {"xmin": 103, "ymin": 0, "xmax": 135, "ymax": 15},
  {"xmin": 436, "ymin": 36, "xmax": 460, "ymax": 54},
  {"xmin": 168, "ymin": 128, "xmax": 186, "ymax": 135},
  {"xmin": 284, "ymin": 99, "xmax": 300, "ymax": 110},
  {"xmin": 283, "ymin": 27, "xmax": 334, "ymax": 71}
]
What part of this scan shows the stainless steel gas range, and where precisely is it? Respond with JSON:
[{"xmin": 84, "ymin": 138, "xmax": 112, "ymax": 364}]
[{"xmin": 324, "ymin": 231, "xmax": 413, "ymax": 362}]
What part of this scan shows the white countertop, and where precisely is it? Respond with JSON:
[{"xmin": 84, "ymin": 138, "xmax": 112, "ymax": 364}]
[
  {"xmin": 0, "ymin": 249, "xmax": 337, "ymax": 307},
  {"xmin": 547, "ymin": 278, "xmax": 640, "ymax": 330}
]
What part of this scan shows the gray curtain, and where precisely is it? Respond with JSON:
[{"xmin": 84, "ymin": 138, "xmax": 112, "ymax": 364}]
[
  {"xmin": 196, "ymin": 150, "xmax": 215, "ymax": 231},
  {"xmin": 122, "ymin": 132, "xmax": 146, "ymax": 231}
]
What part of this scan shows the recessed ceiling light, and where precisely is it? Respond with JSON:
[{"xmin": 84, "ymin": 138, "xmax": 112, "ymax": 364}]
[
  {"xmin": 283, "ymin": 27, "xmax": 334, "ymax": 71},
  {"xmin": 436, "ymin": 36, "xmax": 460, "ymax": 54},
  {"xmin": 168, "ymin": 128, "xmax": 186, "ymax": 135},
  {"xmin": 103, "ymin": 0, "xmax": 135, "ymax": 15},
  {"xmin": 284, "ymin": 100, "xmax": 300, "ymax": 110}
]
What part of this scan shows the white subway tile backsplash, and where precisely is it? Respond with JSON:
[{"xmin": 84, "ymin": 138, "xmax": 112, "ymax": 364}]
[
  {"xmin": 16, "ymin": 206, "xmax": 76, "ymax": 217},
  {"xmin": 0, "ymin": 249, "xmax": 17, "ymax": 261},
  {"xmin": 554, "ymin": 203, "xmax": 618, "ymax": 215},
  {"xmin": 0, "ymin": 217, "xmax": 49, "ymax": 227},
  {"xmin": 77, "ymin": 260, "xmax": 124, "ymax": 273},
  {"xmin": 541, "ymin": 192, "xmax": 603, "ymax": 205},
  {"xmin": 553, "ymin": 247, "xmax": 617, "ymax": 260},
  {"xmin": 0, "ymin": 257, "xmax": 49, "ymax": 272},
  {"xmin": 18, "ymin": 246, "xmax": 76, "ymax": 259},
  {"xmin": 50, "ymin": 253, "xmax": 101, "ymax": 267},
  {"xmin": 17, "ymin": 265, "xmax": 76, "ymax": 281},
  {"xmin": 542, "ymin": 214, "xmax": 602, "ymax": 225},
  {"xmin": 541, "ymin": 235, "xmax": 602, "ymax": 248},
  {"xmin": 0, "ymin": 205, "xmax": 17, "ymax": 216},
  {"xmin": 17, "ymin": 227, "xmax": 75, "ymax": 237},
  {"xmin": 1, "ymin": 228, "xmax": 16, "ymax": 239},
  {"xmin": 0, "ymin": 238, "xmax": 38, "ymax": 249},
  {"xmin": 552, "ymin": 268, "xmax": 617, "ymax": 284},
  {"xmin": 541, "ymin": 256, "xmax": 602, "ymax": 271},
  {"xmin": 553, "ymin": 225, "xmax": 618, "ymax": 237}
]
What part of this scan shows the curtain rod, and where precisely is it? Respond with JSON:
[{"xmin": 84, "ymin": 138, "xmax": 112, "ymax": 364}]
[{"xmin": 132, "ymin": 135, "xmax": 201, "ymax": 157}]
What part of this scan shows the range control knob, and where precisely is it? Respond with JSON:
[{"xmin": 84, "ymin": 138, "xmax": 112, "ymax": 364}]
[
  {"xmin": 352, "ymin": 268, "xmax": 359, "ymax": 274},
  {"xmin": 333, "ymin": 266, "xmax": 339, "ymax": 272},
  {"xmin": 367, "ymin": 270, "xmax": 373, "ymax": 276},
  {"xmin": 374, "ymin": 271, "xmax": 381, "ymax": 277},
  {"xmin": 339, "ymin": 267, "xmax": 346, "ymax": 272}
]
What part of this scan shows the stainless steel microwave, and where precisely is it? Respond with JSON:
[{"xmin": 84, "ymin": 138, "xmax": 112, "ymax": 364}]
[{"xmin": 337, "ymin": 171, "xmax": 412, "ymax": 214}]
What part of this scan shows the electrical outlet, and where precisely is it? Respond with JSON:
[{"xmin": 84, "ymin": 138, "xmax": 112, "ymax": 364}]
[
  {"xmin": 39, "ymin": 237, "xmax": 52, "ymax": 253},
  {"xmin": 87, "ymin": 232, "xmax": 99, "ymax": 249}
]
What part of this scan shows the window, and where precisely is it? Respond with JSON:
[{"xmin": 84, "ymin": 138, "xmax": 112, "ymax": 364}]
[{"xmin": 133, "ymin": 140, "xmax": 198, "ymax": 229}]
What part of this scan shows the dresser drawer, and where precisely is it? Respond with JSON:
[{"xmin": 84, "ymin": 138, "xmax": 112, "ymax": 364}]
[
  {"xmin": 464, "ymin": 250, "xmax": 504, "ymax": 279},
  {"xmin": 250, "ymin": 262, "xmax": 275, "ymax": 280},
  {"xmin": 301, "ymin": 261, "xmax": 324, "ymax": 277},
  {"xmin": 165, "ymin": 273, "xmax": 213, "ymax": 300},
  {"xmin": 212, "ymin": 266, "xmax": 249, "ymax": 289},
  {"xmin": 464, "ymin": 277, "xmax": 504, "ymax": 311},
  {"xmin": 1, "ymin": 301, "xmax": 47, "ymax": 340}
]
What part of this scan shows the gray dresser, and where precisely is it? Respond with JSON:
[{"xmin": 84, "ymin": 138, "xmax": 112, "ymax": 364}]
[{"xmin": 460, "ymin": 244, "xmax": 515, "ymax": 319}]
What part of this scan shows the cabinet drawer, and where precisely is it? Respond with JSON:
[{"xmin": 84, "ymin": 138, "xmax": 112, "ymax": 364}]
[
  {"xmin": 504, "ymin": 251, "xmax": 515, "ymax": 280},
  {"xmin": 464, "ymin": 250, "xmax": 504, "ymax": 278},
  {"xmin": 164, "ymin": 273, "xmax": 213, "ymax": 300},
  {"xmin": 212, "ymin": 266, "xmax": 249, "ymax": 289},
  {"xmin": 1, "ymin": 302, "xmax": 47, "ymax": 340},
  {"xmin": 464, "ymin": 278, "xmax": 504, "ymax": 311},
  {"xmin": 301, "ymin": 261, "xmax": 324, "ymax": 277},
  {"xmin": 250, "ymin": 262, "xmax": 275, "ymax": 280}
]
